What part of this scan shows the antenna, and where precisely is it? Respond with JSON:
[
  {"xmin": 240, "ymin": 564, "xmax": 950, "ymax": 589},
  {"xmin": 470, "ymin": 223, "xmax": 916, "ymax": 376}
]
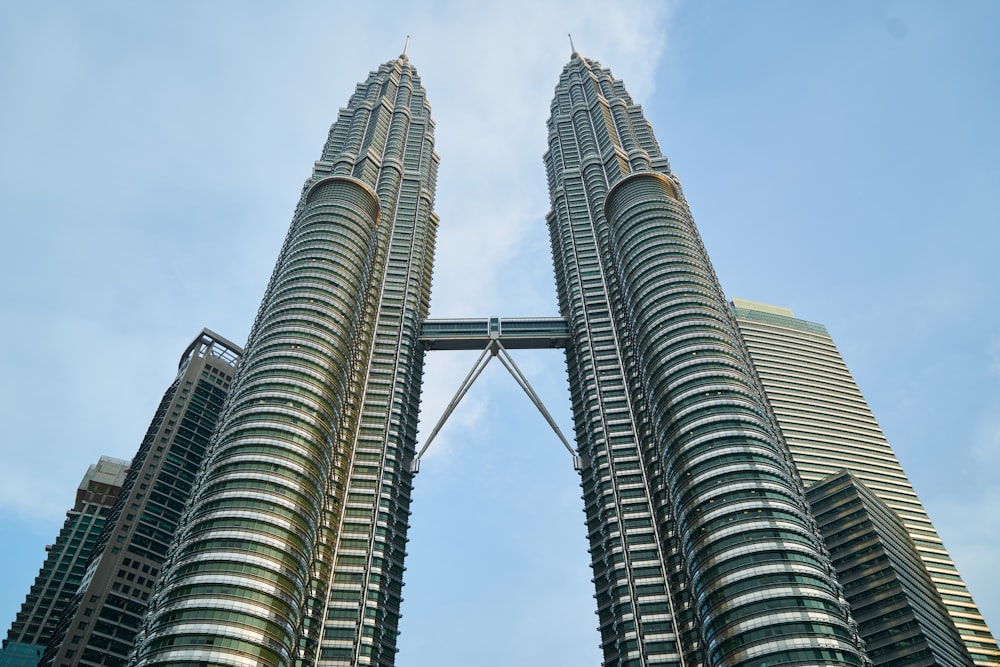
[
  {"xmin": 568, "ymin": 33, "xmax": 576, "ymax": 53},
  {"xmin": 403, "ymin": 35, "xmax": 410, "ymax": 56}
]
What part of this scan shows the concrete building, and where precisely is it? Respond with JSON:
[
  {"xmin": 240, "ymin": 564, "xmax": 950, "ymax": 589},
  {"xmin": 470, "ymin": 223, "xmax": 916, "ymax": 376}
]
[
  {"xmin": 40, "ymin": 330, "xmax": 241, "ymax": 667},
  {"xmin": 1, "ymin": 458, "xmax": 128, "ymax": 667},
  {"xmin": 542, "ymin": 54, "xmax": 866, "ymax": 666},
  {"xmin": 130, "ymin": 52, "xmax": 873, "ymax": 667},
  {"xmin": 132, "ymin": 55, "xmax": 439, "ymax": 667}
]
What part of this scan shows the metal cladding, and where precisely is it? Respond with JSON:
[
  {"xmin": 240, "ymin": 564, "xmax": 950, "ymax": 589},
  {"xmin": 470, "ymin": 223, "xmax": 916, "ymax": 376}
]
[
  {"xmin": 132, "ymin": 55, "xmax": 438, "ymax": 667},
  {"xmin": 115, "ymin": 49, "xmax": 991, "ymax": 667},
  {"xmin": 546, "ymin": 54, "xmax": 867, "ymax": 666}
]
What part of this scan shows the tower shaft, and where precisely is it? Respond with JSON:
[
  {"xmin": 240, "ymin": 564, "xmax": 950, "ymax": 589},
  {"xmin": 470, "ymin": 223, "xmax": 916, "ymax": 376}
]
[
  {"xmin": 131, "ymin": 56, "xmax": 438, "ymax": 667},
  {"xmin": 546, "ymin": 54, "xmax": 866, "ymax": 667}
]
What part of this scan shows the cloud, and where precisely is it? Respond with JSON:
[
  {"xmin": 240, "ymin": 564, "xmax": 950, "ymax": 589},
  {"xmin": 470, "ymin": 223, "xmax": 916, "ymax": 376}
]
[
  {"xmin": 0, "ymin": 3, "xmax": 675, "ymax": 661},
  {"xmin": 0, "ymin": 0, "xmax": 674, "ymax": 522},
  {"xmin": 413, "ymin": 1, "xmax": 672, "ymax": 315}
]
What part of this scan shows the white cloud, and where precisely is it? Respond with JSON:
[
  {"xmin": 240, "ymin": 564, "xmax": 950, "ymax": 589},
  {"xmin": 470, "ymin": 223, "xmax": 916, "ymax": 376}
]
[{"xmin": 0, "ymin": 0, "xmax": 673, "ymax": 518}]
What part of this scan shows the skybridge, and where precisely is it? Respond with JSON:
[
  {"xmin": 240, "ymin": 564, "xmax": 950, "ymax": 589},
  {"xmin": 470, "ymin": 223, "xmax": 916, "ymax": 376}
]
[
  {"xmin": 418, "ymin": 316, "xmax": 570, "ymax": 350},
  {"xmin": 414, "ymin": 316, "xmax": 578, "ymax": 472}
]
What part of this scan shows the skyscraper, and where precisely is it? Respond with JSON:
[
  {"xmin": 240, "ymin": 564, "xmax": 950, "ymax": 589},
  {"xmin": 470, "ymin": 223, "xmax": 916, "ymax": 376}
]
[
  {"xmin": 40, "ymin": 330, "xmax": 241, "ymax": 667},
  {"xmin": 132, "ymin": 54, "xmax": 438, "ymax": 667},
  {"xmin": 542, "ymin": 53, "xmax": 865, "ymax": 667},
  {"xmin": 1, "ymin": 458, "xmax": 128, "ymax": 667},
  {"xmin": 124, "ymin": 50, "xmax": 993, "ymax": 667},
  {"xmin": 731, "ymin": 299, "xmax": 999, "ymax": 665}
]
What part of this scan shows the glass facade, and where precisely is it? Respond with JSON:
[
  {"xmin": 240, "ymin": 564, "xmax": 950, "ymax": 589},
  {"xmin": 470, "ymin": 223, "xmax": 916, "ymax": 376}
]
[
  {"xmin": 131, "ymin": 54, "xmax": 438, "ymax": 667},
  {"xmin": 74, "ymin": 51, "xmax": 995, "ymax": 667},
  {"xmin": 807, "ymin": 471, "xmax": 973, "ymax": 666},
  {"xmin": 732, "ymin": 298, "xmax": 1000, "ymax": 666},
  {"xmin": 544, "ymin": 54, "xmax": 865, "ymax": 666},
  {"xmin": 40, "ymin": 331, "xmax": 240, "ymax": 667},
  {"xmin": 2, "ymin": 459, "xmax": 128, "ymax": 667}
]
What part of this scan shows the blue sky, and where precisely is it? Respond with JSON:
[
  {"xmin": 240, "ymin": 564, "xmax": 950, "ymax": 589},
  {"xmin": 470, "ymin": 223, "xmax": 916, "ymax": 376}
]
[{"xmin": 1, "ymin": 2, "xmax": 998, "ymax": 664}]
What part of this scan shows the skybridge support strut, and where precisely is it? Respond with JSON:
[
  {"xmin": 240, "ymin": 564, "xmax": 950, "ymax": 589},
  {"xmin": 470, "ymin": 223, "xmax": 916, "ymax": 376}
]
[
  {"xmin": 412, "ymin": 320, "xmax": 580, "ymax": 473},
  {"xmin": 492, "ymin": 341, "xmax": 579, "ymax": 466}
]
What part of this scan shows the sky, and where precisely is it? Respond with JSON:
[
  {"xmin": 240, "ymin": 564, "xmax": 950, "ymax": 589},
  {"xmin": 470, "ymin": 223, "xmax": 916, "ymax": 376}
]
[{"xmin": 1, "ymin": 1, "xmax": 998, "ymax": 664}]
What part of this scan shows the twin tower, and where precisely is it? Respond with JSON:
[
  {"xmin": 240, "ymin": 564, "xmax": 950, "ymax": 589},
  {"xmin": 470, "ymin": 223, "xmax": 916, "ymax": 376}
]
[{"xmin": 123, "ymin": 53, "xmax": 984, "ymax": 667}]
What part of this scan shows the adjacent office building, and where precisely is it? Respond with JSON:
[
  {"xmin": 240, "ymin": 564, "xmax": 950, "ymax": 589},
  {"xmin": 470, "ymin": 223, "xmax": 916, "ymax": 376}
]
[
  {"xmin": 38, "ymin": 330, "xmax": 241, "ymax": 667},
  {"xmin": 807, "ymin": 470, "xmax": 973, "ymax": 666},
  {"xmin": 732, "ymin": 298, "xmax": 998, "ymax": 665},
  {"xmin": 1, "ymin": 458, "xmax": 128, "ymax": 667}
]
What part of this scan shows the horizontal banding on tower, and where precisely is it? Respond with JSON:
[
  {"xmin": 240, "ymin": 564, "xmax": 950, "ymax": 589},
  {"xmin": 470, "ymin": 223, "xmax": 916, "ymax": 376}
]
[
  {"xmin": 134, "ymin": 176, "xmax": 382, "ymax": 667},
  {"xmin": 605, "ymin": 172, "xmax": 859, "ymax": 667}
]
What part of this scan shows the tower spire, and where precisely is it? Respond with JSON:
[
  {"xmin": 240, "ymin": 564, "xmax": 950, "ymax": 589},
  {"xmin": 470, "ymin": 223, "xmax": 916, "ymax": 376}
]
[
  {"xmin": 568, "ymin": 33, "xmax": 576, "ymax": 55},
  {"xmin": 403, "ymin": 34, "xmax": 410, "ymax": 57}
]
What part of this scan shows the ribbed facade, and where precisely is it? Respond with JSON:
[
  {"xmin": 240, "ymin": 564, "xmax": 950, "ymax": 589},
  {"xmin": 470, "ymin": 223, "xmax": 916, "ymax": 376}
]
[
  {"xmin": 97, "ymin": 50, "xmax": 992, "ymax": 667},
  {"xmin": 732, "ymin": 299, "xmax": 1000, "ymax": 666},
  {"xmin": 41, "ymin": 330, "xmax": 240, "ymax": 667},
  {"xmin": 131, "ymin": 54, "xmax": 438, "ymax": 667},
  {"xmin": 545, "ymin": 54, "xmax": 865, "ymax": 667}
]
